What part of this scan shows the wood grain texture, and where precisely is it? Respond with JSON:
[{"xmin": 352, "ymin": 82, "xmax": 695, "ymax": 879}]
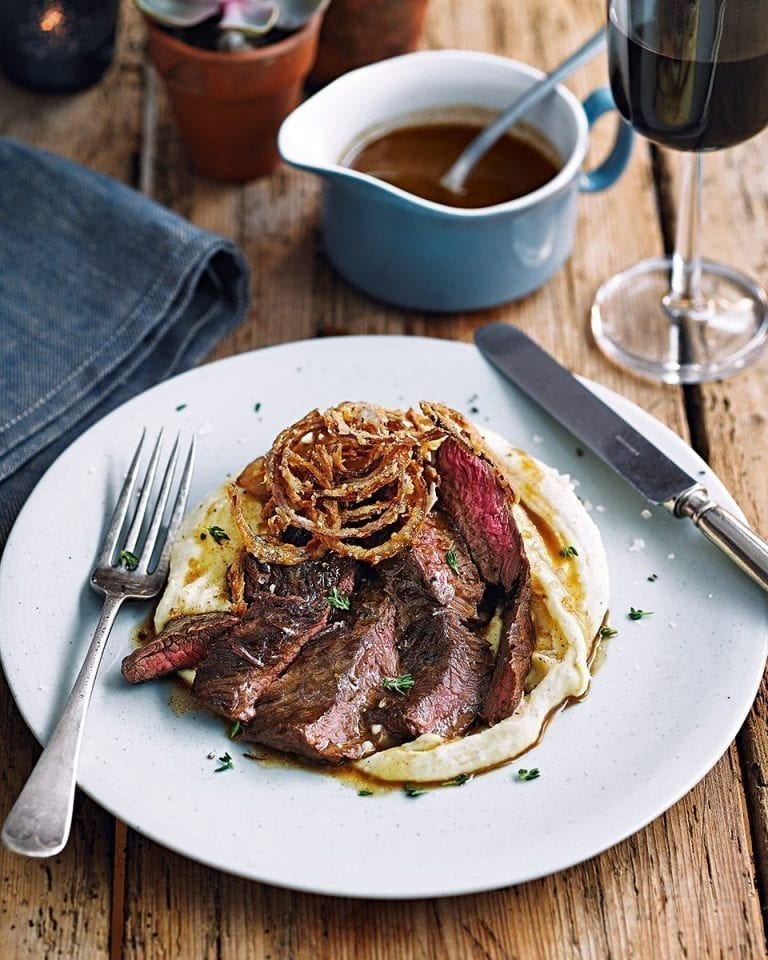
[
  {"xmin": 1, "ymin": 0, "xmax": 766, "ymax": 957},
  {"xmin": 0, "ymin": 673, "xmax": 115, "ymax": 959},
  {"xmin": 661, "ymin": 129, "xmax": 768, "ymax": 926}
]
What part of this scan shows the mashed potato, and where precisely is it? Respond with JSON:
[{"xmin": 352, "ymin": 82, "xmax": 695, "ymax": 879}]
[{"xmin": 156, "ymin": 422, "xmax": 609, "ymax": 782}]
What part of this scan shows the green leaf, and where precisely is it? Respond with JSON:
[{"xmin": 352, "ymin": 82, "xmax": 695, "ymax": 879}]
[
  {"xmin": 403, "ymin": 783, "xmax": 427, "ymax": 797},
  {"xmin": 516, "ymin": 768, "xmax": 540, "ymax": 782},
  {"xmin": 443, "ymin": 773, "xmax": 471, "ymax": 787},
  {"xmin": 629, "ymin": 607, "xmax": 653, "ymax": 620},
  {"xmin": 326, "ymin": 587, "xmax": 350, "ymax": 611},
  {"xmin": 382, "ymin": 674, "xmax": 415, "ymax": 695},
  {"xmin": 118, "ymin": 549, "xmax": 139, "ymax": 571},
  {"xmin": 208, "ymin": 525, "xmax": 230, "ymax": 545}
]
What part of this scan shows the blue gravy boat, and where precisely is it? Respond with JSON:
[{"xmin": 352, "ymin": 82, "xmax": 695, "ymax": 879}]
[{"xmin": 279, "ymin": 50, "xmax": 633, "ymax": 312}]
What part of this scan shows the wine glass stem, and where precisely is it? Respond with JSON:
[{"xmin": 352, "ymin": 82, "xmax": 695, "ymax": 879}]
[{"xmin": 665, "ymin": 151, "xmax": 705, "ymax": 314}]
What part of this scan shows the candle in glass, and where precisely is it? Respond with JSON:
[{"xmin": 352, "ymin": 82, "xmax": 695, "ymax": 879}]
[{"xmin": 0, "ymin": 0, "xmax": 120, "ymax": 93}]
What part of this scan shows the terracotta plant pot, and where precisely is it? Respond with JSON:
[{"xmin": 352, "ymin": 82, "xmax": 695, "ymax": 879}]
[
  {"xmin": 310, "ymin": 0, "xmax": 429, "ymax": 87},
  {"xmin": 146, "ymin": 15, "xmax": 323, "ymax": 182}
]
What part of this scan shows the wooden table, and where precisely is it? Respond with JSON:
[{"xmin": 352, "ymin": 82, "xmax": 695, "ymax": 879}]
[{"xmin": 2, "ymin": 1, "xmax": 767, "ymax": 956}]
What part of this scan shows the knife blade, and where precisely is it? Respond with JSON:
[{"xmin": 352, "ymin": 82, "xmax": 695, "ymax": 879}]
[{"xmin": 475, "ymin": 321, "xmax": 768, "ymax": 593}]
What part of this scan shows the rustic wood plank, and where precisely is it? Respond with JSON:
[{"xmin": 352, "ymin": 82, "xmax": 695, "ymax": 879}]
[
  {"xmin": 660, "ymin": 130, "xmax": 768, "ymax": 922},
  {"xmin": 0, "ymin": 673, "xmax": 114, "ymax": 959}
]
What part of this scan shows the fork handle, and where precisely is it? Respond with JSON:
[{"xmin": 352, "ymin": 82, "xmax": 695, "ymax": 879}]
[{"xmin": 1, "ymin": 594, "xmax": 124, "ymax": 857}]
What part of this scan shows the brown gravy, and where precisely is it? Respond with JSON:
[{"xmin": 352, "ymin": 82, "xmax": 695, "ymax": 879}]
[{"xmin": 341, "ymin": 120, "xmax": 562, "ymax": 208}]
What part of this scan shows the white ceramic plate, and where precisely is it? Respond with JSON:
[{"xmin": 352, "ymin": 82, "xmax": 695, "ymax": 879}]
[{"xmin": 1, "ymin": 336, "xmax": 765, "ymax": 898}]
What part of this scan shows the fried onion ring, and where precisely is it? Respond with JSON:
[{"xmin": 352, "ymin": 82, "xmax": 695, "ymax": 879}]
[{"xmin": 234, "ymin": 402, "xmax": 441, "ymax": 565}]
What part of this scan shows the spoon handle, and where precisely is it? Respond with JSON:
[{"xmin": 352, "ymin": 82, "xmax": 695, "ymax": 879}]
[{"xmin": 441, "ymin": 27, "xmax": 607, "ymax": 193}]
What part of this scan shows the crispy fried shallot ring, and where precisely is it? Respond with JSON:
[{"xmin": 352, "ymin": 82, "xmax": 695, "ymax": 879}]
[{"xmin": 231, "ymin": 402, "xmax": 441, "ymax": 565}]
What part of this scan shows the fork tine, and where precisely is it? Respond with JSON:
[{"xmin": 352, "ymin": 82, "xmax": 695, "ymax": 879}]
[
  {"xmin": 136, "ymin": 433, "xmax": 180, "ymax": 573},
  {"xmin": 123, "ymin": 430, "xmax": 164, "ymax": 556},
  {"xmin": 153, "ymin": 435, "xmax": 196, "ymax": 578},
  {"xmin": 95, "ymin": 430, "xmax": 147, "ymax": 568}
]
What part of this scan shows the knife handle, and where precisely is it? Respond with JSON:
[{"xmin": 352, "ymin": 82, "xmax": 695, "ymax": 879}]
[{"xmin": 676, "ymin": 486, "xmax": 768, "ymax": 593}]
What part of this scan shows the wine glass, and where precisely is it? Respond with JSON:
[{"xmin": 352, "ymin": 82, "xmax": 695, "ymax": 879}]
[{"xmin": 591, "ymin": 0, "xmax": 768, "ymax": 384}]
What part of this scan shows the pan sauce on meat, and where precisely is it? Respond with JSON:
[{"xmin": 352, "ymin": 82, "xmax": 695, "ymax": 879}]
[{"xmin": 122, "ymin": 402, "xmax": 609, "ymax": 780}]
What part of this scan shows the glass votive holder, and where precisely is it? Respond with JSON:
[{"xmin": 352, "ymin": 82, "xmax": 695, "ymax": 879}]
[{"xmin": 0, "ymin": 0, "xmax": 120, "ymax": 93}]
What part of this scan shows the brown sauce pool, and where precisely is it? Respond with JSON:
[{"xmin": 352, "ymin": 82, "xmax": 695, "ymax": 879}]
[
  {"xmin": 131, "ymin": 603, "xmax": 612, "ymax": 796},
  {"xmin": 340, "ymin": 119, "xmax": 562, "ymax": 209}
]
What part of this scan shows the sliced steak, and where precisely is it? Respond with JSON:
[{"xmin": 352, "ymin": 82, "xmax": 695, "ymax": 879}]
[
  {"xmin": 242, "ymin": 553, "xmax": 357, "ymax": 604},
  {"xmin": 121, "ymin": 612, "xmax": 240, "ymax": 684},
  {"xmin": 375, "ymin": 610, "xmax": 492, "ymax": 741},
  {"xmin": 480, "ymin": 561, "xmax": 535, "ymax": 724},
  {"xmin": 240, "ymin": 592, "xmax": 399, "ymax": 763},
  {"xmin": 382, "ymin": 509, "xmax": 484, "ymax": 630},
  {"xmin": 435, "ymin": 437, "xmax": 524, "ymax": 592},
  {"xmin": 191, "ymin": 593, "xmax": 330, "ymax": 723}
]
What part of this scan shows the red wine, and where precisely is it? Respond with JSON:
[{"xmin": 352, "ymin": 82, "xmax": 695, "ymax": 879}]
[{"xmin": 609, "ymin": 20, "xmax": 768, "ymax": 151}]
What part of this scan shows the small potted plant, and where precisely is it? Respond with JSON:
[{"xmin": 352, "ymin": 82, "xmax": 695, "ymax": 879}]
[
  {"xmin": 310, "ymin": 0, "xmax": 429, "ymax": 88},
  {"xmin": 136, "ymin": 0, "xmax": 328, "ymax": 181}
]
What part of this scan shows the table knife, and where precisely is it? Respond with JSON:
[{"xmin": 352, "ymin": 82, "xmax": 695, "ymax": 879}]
[{"xmin": 475, "ymin": 321, "xmax": 768, "ymax": 593}]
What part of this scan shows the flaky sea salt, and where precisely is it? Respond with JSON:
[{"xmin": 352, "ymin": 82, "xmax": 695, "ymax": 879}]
[
  {"xmin": 628, "ymin": 538, "xmax": 646, "ymax": 552},
  {"xmin": 640, "ymin": 508, "xmax": 653, "ymax": 519},
  {"xmin": 667, "ymin": 552, "xmax": 676, "ymax": 560},
  {"xmin": 596, "ymin": 504, "xmax": 606, "ymax": 513},
  {"xmin": 531, "ymin": 434, "xmax": 544, "ymax": 444}
]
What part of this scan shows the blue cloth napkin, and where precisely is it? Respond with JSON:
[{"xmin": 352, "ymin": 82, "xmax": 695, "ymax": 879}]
[{"xmin": 0, "ymin": 137, "xmax": 250, "ymax": 548}]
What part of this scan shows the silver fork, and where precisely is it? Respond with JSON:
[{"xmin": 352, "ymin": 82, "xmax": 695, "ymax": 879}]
[{"xmin": 1, "ymin": 430, "xmax": 196, "ymax": 858}]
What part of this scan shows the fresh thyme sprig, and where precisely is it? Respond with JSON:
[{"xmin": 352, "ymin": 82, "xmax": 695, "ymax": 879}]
[
  {"xmin": 327, "ymin": 587, "xmax": 351, "ymax": 611},
  {"xmin": 382, "ymin": 674, "xmax": 415, "ymax": 694},
  {"xmin": 119, "ymin": 549, "xmax": 138, "ymax": 571},
  {"xmin": 516, "ymin": 768, "xmax": 540, "ymax": 782}
]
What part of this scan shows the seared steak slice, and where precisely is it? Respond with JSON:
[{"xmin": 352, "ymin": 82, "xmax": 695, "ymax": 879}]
[
  {"xmin": 228, "ymin": 552, "xmax": 357, "ymax": 612},
  {"xmin": 375, "ymin": 610, "xmax": 492, "ymax": 740},
  {"xmin": 121, "ymin": 612, "xmax": 239, "ymax": 684},
  {"xmin": 242, "ymin": 553, "xmax": 357, "ymax": 604},
  {"xmin": 382, "ymin": 510, "xmax": 484, "ymax": 629},
  {"xmin": 192, "ymin": 594, "xmax": 330, "ymax": 723},
  {"xmin": 241, "ymin": 592, "xmax": 399, "ymax": 763},
  {"xmin": 480, "ymin": 561, "xmax": 535, "ymax": 724},
  {"xmin": 435, "ymin": 438, "xmax": 524, "ymax": 591}
]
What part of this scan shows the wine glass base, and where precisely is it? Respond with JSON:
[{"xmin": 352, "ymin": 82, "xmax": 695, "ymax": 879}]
[{"xmin": 591, "ymin": 257, "xmax": 768, "ymax": 384}]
